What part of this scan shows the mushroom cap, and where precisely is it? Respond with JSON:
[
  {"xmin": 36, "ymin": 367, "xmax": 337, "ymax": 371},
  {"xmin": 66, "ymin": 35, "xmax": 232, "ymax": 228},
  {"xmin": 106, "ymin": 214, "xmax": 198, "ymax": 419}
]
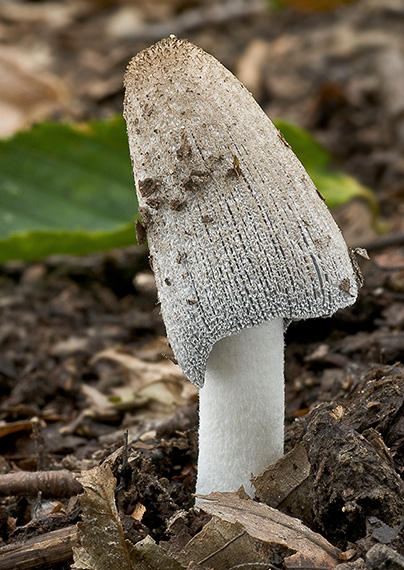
[{"xmin": 124, "ymin": 36, "xmax": 362, "ymax": 387}]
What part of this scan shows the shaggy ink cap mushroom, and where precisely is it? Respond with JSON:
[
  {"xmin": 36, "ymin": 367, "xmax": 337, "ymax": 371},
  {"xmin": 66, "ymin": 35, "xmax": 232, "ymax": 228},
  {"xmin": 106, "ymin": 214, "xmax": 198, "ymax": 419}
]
[
  {"xmin": 123, "ymin": 36, "xmax": 362, "ymax": 389},
  {"xmin": 124, "ymin": 37, "xmax": 363, "ymax": 497}
]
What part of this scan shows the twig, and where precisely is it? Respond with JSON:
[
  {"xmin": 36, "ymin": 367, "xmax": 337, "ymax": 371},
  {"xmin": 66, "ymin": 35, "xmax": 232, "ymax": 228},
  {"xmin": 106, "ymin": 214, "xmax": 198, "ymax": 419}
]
[
  {"xmin": 30, "ymin": 417, "xmax": 49, "ymax": 471},
  {"xmin": 280, "ymin": 564, "xmax": 330, "ymax": 570},
  {"xmin": 116, "ymin": 430, "xmax": 130, "ymax": 492},
  {"xmin": 130, "ymin": 0, "xmax": 267, "ymax": 42},
  {"xmin": 0, "ymin": 470, "xmax": 83, "ymax": 498},
  {"xmin": 372, "ymin": 261, "xmax": 404, "ymax": 272},
  {"xmin": 215, "ymin": 560, "xmax": 336, "ymax": 569},
  {"xmin": 0, "ymin": 525, "xmax": 79, "ymax": 570},
  {"xmin": 358, "ymin": 232, "xmax": 404, "ymax": 252}
]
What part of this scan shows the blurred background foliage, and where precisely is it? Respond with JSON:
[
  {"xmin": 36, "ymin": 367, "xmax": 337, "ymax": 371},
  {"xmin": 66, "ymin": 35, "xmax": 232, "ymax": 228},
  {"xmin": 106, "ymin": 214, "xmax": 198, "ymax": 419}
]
[
  {"xmin": 0, "ymin": 115, "xmax": 376, "ymax": 263},
  {"xmin": 269, "ymin": 0, "xmax": 357, "ymax": 11},
  {"xmin": 2, "ymin": 0, "xmax": 401, "ymax": 263}
]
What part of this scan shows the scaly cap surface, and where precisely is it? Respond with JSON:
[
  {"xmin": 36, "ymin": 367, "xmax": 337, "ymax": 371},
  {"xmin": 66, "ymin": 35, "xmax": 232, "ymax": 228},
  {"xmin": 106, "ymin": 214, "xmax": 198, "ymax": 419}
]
[{"xmin": 124, "ymin": 36, "xmax": 361, "ymax": 387}]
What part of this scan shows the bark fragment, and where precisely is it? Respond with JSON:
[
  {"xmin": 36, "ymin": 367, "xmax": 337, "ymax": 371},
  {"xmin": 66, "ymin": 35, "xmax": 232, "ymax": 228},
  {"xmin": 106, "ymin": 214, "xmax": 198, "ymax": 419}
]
[{"xmin": 303, "ymin": 407, "xmax": 404, "ymax": 544}]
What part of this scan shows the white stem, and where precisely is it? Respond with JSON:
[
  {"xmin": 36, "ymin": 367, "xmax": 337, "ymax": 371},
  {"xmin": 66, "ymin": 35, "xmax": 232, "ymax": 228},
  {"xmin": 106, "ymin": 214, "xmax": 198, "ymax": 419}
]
[{"xmin": 196, "ymin": 318, "xmax": 284, "ymax": 498}]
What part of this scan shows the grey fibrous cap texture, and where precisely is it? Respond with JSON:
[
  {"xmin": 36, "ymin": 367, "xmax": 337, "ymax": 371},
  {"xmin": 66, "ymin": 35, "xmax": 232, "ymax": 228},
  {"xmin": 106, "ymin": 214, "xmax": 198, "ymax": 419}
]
[{"xmin": 124, "ymin": 36, "xmax": 362, "ymax": 387}]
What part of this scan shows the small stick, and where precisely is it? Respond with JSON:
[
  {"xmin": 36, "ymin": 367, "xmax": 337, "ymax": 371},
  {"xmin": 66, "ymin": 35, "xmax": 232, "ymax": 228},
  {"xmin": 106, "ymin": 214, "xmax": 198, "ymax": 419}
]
[
  {"xmin": 358, "ymin": 232, "xmax": 404, "ymax": 252},
  {"xmin": 0, "ymin": 525, "xmax": 79, "ymax": 570},
  {"xmin": 0, "ymin": 470, "xmax": 82, "ymax": 498},
  {"xmin": 31, "ymin": 417, "xmax": 50, "ymax": 471},
  {"xmin": 133, "ymin": 0, "xmax": 266, "ymax": 42}
]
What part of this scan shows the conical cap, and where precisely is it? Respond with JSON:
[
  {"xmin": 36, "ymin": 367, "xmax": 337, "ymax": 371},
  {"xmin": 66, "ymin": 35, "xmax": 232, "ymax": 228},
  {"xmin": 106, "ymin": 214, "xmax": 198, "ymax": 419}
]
[{"xmin": 124, "ymin": 36, "xmax": 361, "ymax": 387}]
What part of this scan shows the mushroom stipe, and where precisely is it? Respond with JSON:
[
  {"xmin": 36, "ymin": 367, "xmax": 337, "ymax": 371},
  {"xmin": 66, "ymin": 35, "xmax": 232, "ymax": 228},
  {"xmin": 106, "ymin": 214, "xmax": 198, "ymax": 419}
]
[{"xmin": 124, "ymin": 36, "xmax": 362, "ymax": 498}]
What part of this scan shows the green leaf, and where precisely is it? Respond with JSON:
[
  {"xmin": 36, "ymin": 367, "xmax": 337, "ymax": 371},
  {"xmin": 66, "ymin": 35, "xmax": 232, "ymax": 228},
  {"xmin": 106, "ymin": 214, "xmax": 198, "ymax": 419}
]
[
  {"xmin": 266, "ymin": 0, "xmax": 285, "ymax": 8},
  {"xmin": 0, "ymin": 226, "xmax": 135, "ymax": 265},
  {"xmin": 0, "ymin": 115, "xmax": 377, "ymax": 265},
  {"xmin": 274, "ymin": 119, "xmax": 378, "ymax": 213},
  {"xmin": 0, "ymin": 115, "xmax": 138, "ymax": 263}
]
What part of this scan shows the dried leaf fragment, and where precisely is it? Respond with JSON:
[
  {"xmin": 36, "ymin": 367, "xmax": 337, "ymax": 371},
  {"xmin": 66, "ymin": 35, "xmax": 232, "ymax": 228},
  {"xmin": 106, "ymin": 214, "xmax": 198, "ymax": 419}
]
[
  {"xmin": 353, "ymin": 247, "xmax": 370, "ymax": 260},
  {"xmin": 252, "ymin": 442, "xmax": 312, "ymax": 524},
  {"xmin": 92, "ymin": 346, "xmax": 185, "ymax": 391},
  {"xmin": 131, "ymin": 502, "xmax": 146, "ymax": 521},
  {"xmin": 339, "ymin": 277, "xmax": 352, "ymax": 294},
  {"xmin": 0, "ymin": 45, "xmax": 68, "ymax": 137},
  {"xmin": 131, "ymin": 536, "xmax": 186, "ymax": 570},
  {"xmin": 232, "ymin": 155, "xmax": 242, "ymax": 176},
  {"xmin": 0, "ymin": 419, "xmax": 33, "ymax": 439},
  {"xmin": 179, "ymin": 492, "xmax": 340, "ymax": 569},
  {"xmin": 74, "ymin": 464, "xmax": 136, "ymax": 570}
]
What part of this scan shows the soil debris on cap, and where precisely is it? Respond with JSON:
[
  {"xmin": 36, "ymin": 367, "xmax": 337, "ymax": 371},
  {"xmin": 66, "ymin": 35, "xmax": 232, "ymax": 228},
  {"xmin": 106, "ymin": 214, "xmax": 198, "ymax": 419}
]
[
  {"xmin": 177, "ymin": 137, "xmax": 192, "ymax": 160},
  {"xmin": 146, "ymin": 198, "xmax": 160, "ymax": 210},
  {"xmin": 170, "ymin": 199, "xmax": 187, "ymax": 211},
  {"xmin": 139, "ymin": 178, "xmax": 159, "ymax": 197},
  {"xmin": 135, "ymin": 219, "xmax": 147, "ymax": 245},
  {"xmin": 201, "ymin": 215, "xmax": 214, "ymax": 224}
]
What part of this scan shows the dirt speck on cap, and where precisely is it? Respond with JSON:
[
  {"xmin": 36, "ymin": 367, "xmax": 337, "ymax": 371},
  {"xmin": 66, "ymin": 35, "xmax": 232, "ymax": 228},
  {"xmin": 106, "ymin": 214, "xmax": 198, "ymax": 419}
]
[
  {"xmin": 135, "ymin": 219, "xmax": 147, "ymax": 244},
  {"xmin": 139, "ymin": 178, "xmax": 160, "ymax": 198},
  {"xmin": 146, "ymin": 198, "xmax": 161, "ymax": 210},
  {"xmin": 170, "ymin": 199, "xmax": 187, "ymax": 211},
  {"xmin": 176, "ymin": 138, "xmax": 192, "ymax": 160},
  {"xmin": 201, "ymin": 215, "xmax": 214, "ymax": 224}
]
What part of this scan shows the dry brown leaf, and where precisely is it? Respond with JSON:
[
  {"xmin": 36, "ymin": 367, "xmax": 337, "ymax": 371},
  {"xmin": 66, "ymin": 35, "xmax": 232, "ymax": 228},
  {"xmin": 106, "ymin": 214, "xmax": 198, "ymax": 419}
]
[
  {"xmin": 179, "ymin": 492, "xmax": 340, "ymax": 569},
  {"xmin": 73, "ymin": 463, "xmax": 136, "ymax": 570},
  {"xmin": 235, "ymin": 39, "xmax": 270, "ymax": 100},
  {"xmin": 131, "ymin": 536, "xmax": 186, "ymax": 570},
  {"xmin": 0, "ymin": 1, "xmax": 83, "ymax": 27},
  {"xmin": 92, "ymin": 346, "xmax": 185, "ymax": 392},
  {"xmin": 136, "ymin": 379, "xmax": 185, "ymax": 406},
  {"xmin": 82, "ymin": 354, "xmax": 186, "ymax": 416},
  {"xmin": 252, "ymin": 442, "xmax": 312, "ymax": 524},
  {"xmin": 0, "ymin": 46, "xmax": 68, "ymax": 137},
  {"xmin": 0, "ymin": 419, "xmax": 32, "ymax": 439},
  {"xmin": 51, "ymin": 336, "xmax": 91, "ymax": 357},
  {"xmin": 107, "ymin": 389, "xmax": 149, "ymax": 412},
  {"xmin": 108, "ymin": 377, "xmax": 185, "ymax": 409},
  {"xmin": 178, "ymin": 518, "xmax": 267, "ymax": 570},
  {"xmin": 81, "ymin": 383, "xmax": 127, "ymax": 414},
  {"xmin": 135, "ymin": 336, "xmax": 174, "ymax": 362},
  {"xmin": 72, "ymin": 547, "xmax": 93, "ymax": 570}
]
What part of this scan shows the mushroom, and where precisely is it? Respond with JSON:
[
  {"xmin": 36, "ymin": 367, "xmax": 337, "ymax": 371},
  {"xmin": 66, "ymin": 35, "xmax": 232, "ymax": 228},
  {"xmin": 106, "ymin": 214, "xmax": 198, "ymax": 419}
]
[{"xmin": 123, "ymin": 36, "xmax": 362, "ymax": 498}]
